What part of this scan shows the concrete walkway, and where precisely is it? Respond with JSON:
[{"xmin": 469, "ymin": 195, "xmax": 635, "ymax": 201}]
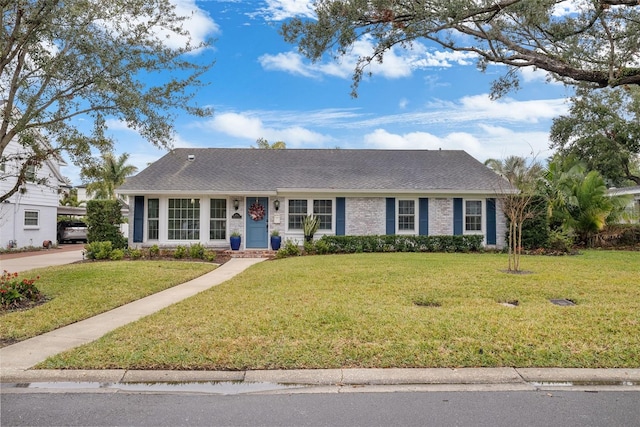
[{"xmin": 1, "ymin": 251, "xmax": 639, "ymax": 390}]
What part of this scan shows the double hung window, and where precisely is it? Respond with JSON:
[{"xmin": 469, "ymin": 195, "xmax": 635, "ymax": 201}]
[
  {"xmin": 147, "ymin": 199, "xmax": 159, "ymax": 240},
  {"xmin": 397, "ymin": 200, "xmax": 415, "ymax": 232},
  {"xmin": 209, "ymin": 199, "xmax": 227, "ymax": 240},
  {"xmin": 465, "ymin": 200, "xmax": 482, "ymax": 232}
]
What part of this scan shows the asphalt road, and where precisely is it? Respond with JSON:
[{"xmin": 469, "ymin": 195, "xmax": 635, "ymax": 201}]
[{"xmin": 2, "ymin": 389, "xmax": 639, "ymax": 426}]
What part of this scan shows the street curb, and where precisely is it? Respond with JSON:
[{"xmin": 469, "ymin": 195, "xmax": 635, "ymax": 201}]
[{"xmin": 2, "ymin": 368, "xmax": 639, "ymax": 387}]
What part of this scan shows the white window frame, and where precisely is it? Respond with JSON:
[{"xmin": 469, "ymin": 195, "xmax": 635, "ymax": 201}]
[
  {"xmin": 209, "ymin": 198, "xmax": 227, "ymax": 241},
  {"xmin": 147, "ymin": 198, "xmax": 160, "ymax": 241},
  {"xmin": 25, "ymin": 164, "xmax": 37, "ymax": 182},
  {"xmin": 286, "ymin": 198, "xmax": 334, "ymax": 233},
  {"xmin": 24, "ymin": 210, "xmax": 39, "ymax": 228},
  {"xmin": 464, "ymin": 199, "xmax": 483, "ymax": 234},
  {"xmin": 396, "ymin": 198, "xmax": 418, "ymax": 234},
  {"xmin": 167, "ymin": 198, "xmax": 201, "ymax": 240}
]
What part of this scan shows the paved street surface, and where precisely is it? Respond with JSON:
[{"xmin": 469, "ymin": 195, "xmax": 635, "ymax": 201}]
[{"xmin": 2, "ymin": 389, "xmax": 639, "ymax": 426}]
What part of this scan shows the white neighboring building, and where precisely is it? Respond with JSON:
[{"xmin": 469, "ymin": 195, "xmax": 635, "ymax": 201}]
[
  {"xmin": 0, "ymin": 137, "xmax": 66, "ymax": 249},
  {"xmin": 608, "ymin": 186, "xmax": 640, "ymax": 223}
]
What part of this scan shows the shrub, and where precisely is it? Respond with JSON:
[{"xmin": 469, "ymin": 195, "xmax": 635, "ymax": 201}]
[
  {"xmin": 174, "ymin": 245, "xmax": 187, "ymax": 259},
  {"xmin": 204, "ymin": 250, "xmax": 217, "ymax": 262},
  {"xmin": 84, "ymin": 241, "xmax": 114, "ymax": 260},
  {"xmin": 317, "ymin": 235, "xmax": 484, "ymax": 254},
  {"xmin": 303, "ymin": 239, "xmax": 316, "ymax": 255},
  {"xmin": 110, "ymin": 249, "xmax": 125, "ymax": 261},
  {"xmin": 86, "ymin": 200, "xmax": 127, "ymax": 249},
  {"xmin": 129, "ymin": 248, "xmax": 143, "ymax": 260},
  {"xmin": 149, "ymin": 244, "xmax": 160, "ymax": 258},
  {"xmin": 547, "ymin": 229, "xmax": 574, "ymax": 253},
  {"xmin": 276, "ymin": 239, "xmax": 301, "ymax": 258},
  {"xmin": 1, "ymin": 271, "xmax": 42, "ymax": 309},
  {"xmin": 189, "ymin": 243, "xmax": 205, "ymax": 259}
]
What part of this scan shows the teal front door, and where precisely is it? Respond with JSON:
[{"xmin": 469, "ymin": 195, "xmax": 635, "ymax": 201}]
[{"xmin": 246, "ymin": 197, "xmax": 269, "ymax": 248}]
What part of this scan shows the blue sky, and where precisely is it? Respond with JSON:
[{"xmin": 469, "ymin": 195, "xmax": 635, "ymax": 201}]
[{"xmin": 64, "ymin": 0, "xmax": 574, "ymax": 184}]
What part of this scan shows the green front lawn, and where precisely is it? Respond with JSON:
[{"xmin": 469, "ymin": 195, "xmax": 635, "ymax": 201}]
[
  {"xmin": 38, "ymin": 251, "xmax": 640, "ymax": 370},
  {"xmin": 0, "ymin": 261, "xmax": 216, "ymax": 346}
]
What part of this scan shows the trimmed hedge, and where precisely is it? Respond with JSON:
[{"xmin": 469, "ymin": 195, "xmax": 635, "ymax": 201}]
[{"xmin": 314, "ymin": 235, "xmax": 484, "ymax": 254}]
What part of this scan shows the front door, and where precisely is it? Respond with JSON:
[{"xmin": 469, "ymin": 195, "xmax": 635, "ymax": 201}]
[{"xmin": 246, "ymin": 197, "xmax": 269, "ymax": 248}]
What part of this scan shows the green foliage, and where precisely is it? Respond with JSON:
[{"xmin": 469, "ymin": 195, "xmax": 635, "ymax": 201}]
[
  {"xmin": 276, "ymin": 239, "xmax": 301, "ymax": 258},
  {"xmin": 128, "ymin": 249, "xmax": 143, "ymax": 260},
  {"xmin": 547, "ymin": 229, "xmax": 575, "ymax": 253},
  {"xmin": 174, "ymin": 245, "xmax": 187, "ymax": 259},
  {"xmin": 1, "ymin": 271, "xmax": 41, "ymax": 309},
  {"xmin": 86, "ymin": 200, "xmax": 127, "ymax": 249},
  {"xmin": 253, "ymin": 138, "xmax": 286, "ymax": 149},
  {"xmin": 110, "ymin": 249, "xmax": 125, "ymax": 261},
  {"xmin": 550, "ymin": 87, "xmax": 640, "ymax": 186},
  {"xmin": 281, "ymin": 1, "xmax": 640, "ymax": 99},
  {"xmin": 277, "ymin": 235, "xmax": 484, "ymax": 258},
  {"xmin": 84, "ymin": 241, "xmax": 113, "ymax": 260},
  {"xmin": 0, "ymin": 0, "xmax": 214, "ymax": 203},
  {"xmin": 505, "ymin": 196, "xmax": 550, "ymax": 250},
  {"xmin": 84, "ymin": 153, "xmax": 138, "ymax": 200},
  {"xmin": 541, "ymin": 157, "xmax": 632, "ymax": 246},
  {"xmin": 189, "ymin": 243, "xmax": 205, "ymax": 259},
  {"xmin": 303, "ymin": 215, "xmax": 320, "ymax": 238},
  {"xmin": 149, "ymin": 245, "xmax": 160, "ymax": 258},
  {"xmin": 204, "ymin": 251, "xmax": 217, "ymax": 262}
]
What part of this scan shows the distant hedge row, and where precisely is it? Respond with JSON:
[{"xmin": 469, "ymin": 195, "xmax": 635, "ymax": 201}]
[{"xmin": 311, "ymin": 235, "xmax": 484, "ymax": 254}]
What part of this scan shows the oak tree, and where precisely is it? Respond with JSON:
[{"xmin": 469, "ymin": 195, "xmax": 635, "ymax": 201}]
[
  {"xmin": 282, "ymin": 0, "xmax": 640, "ymax": 97},
  {"xmin": 550, "ymin": 86, "xmax": 640, "ymax": 186},
  {"xmin": 1, "ymin": 0, "xmax": 214, "ymax": 201}
]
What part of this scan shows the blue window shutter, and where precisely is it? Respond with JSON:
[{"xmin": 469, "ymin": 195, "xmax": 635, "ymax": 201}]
[
  {"xmin": 486, "ymin": 198, "xmax": 497, "ymax": 245},
  {"xmin": 133, "ymin": 196, "xmax": 144, "ymax": 243},
  {"xmin": 336, "ymin": 197, "xmax": 346, "ymax": 235},
  {"xmin": 419, "ymin": 198, "xmax": 429, "ymax": 236},
  {"xmin": 453, "ymin": 198, "xmax": 463, "ymax": 236},
  {"xmin": 386, "ymin": 198, "xmax": 395, "ymax": 235}
]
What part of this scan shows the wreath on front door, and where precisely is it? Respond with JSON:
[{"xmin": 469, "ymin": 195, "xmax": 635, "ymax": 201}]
[{"xmin": 248, "ymin": 201, "xmax": 265, "ymax": 221}]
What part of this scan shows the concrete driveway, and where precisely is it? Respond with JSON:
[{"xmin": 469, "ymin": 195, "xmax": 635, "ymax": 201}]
[{"xmin": 0, "ymin": 245, "xmax": 85, "ymax": 273}]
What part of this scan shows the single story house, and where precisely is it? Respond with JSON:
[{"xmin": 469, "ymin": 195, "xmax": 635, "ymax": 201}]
[{"xmin": 117, "ymin": 148, "xmax": 513, "ymax": 250}]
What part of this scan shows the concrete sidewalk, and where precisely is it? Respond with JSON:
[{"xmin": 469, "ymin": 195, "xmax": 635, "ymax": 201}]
[{"xmin": 0, "ymin": 258, "xmax": 265, "ymax": 373}]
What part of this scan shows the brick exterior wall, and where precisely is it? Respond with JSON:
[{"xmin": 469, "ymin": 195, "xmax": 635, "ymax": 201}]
[
  {"xmin": 430, "ymin": 198, "xmax": 453, "ymax": 235},
  {"xmin": 345, "ymin": 197, "xmax": 386, "ymax": 235}
]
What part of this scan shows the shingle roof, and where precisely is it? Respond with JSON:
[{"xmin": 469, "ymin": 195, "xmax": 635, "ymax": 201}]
[{"xmin": 118, "ymin": 148, "xmax": 511, "ymax": 194}]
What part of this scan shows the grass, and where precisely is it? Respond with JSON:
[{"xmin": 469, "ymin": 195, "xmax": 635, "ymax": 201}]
[
  {"xmin": 36, "ymin": 251, "xmax": 640, "ymax": 370},
  {"xmin": 0, "ymin": 261, "xmax": 216, "ymax": 345}
]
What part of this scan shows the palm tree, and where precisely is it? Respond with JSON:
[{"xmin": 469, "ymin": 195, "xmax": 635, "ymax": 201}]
[
  {"xmin": 59, "ymin": 188, "xmax": 85, "ymax": 207},
  {"xmin": 85, "ymin": 153, "xmax": 138, "ymax": 200},
  {"xmin": 484, "ymin": 155, "xmax": 543, "ymax": 191},
  {"xmin": 542, "ymin": 157, "xmax": 630, "ymax": 246}
]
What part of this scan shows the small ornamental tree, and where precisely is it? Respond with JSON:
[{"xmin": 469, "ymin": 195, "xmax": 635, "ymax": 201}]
[
  {"xmin": 486, "ymin": 156, "xmax": 543, "ymax": 272},
  {"xmin": 86, "ymin": 199, "xmax": 126, "ymax": 249}
]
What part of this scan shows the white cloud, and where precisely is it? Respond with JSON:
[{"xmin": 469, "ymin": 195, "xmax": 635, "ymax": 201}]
[
  {"xmin": 205, "ymin": 112, "xmax": 328, "ymax": 146},
  {"xmin": 259, "ymin": 37, "xmax": 477, "ymax": 81},
  {"xmin": 258, "ymin": 0, "xmax": 316, "ymax": 21},
  {"xmin": 362, "ymin": 125, "xmax": 553, "ymax": 162}
]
